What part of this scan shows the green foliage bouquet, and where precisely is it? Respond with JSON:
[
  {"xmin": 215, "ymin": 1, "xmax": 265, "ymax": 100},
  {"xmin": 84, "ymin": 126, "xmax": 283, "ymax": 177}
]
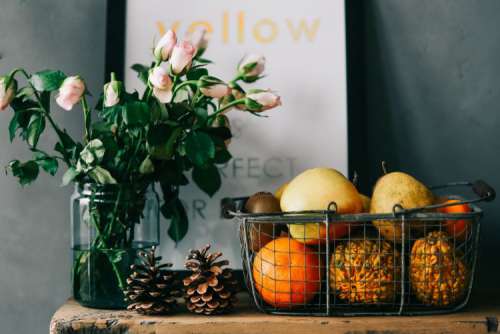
[{"xmin": 0, "ymin": 28, "xmax": 280, "ymax": 308}]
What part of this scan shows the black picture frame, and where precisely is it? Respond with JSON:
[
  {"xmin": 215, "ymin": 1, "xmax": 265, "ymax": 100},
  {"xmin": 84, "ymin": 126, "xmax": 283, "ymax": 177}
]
[
  {"xmin": 107, "ymin": 0, "xmax": 361, "ymax": 183},
  {"xmin": 105, "ymin": 0, "xmax": 127, "ymax": 80},
  {"xmin": 345, "ymin": 0, "xmax": 367, "ymax": 192}
]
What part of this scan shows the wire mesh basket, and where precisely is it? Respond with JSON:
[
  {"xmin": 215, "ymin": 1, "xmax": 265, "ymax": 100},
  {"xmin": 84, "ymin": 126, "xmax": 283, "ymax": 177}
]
[{"xmin": 222, "ymin": 180, "xmax": 495, "ymax": 316}]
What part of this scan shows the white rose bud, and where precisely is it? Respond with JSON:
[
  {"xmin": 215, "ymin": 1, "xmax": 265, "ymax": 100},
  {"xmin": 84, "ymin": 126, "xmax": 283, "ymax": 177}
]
[
  {"xmin": 238, "ymin": 54, "xmax": 265, "ymax": 82},
  {"xmin": 198, "ymin": 75, "xmax": 231, "ymax": 99},
  {"xmin": 103, "ymin": 73, "xmax": 122, "ymax": 107},
  {"xmin": 148, "ymin": 66, "xmax": 173, "ymax": 103},
  {"xmin": 170, "ymin": 41, "xmax": 196, "ymax": 75},
  {"xmin": 245, "ymin": 90, "xmax": 281, "ymax": 112},
  {"xmin": 0, "ymin": 76, "xmax": 17, "ymax": 111},
  {"xmin": 56, "ymin": 76, "xmax": 85, "ymax": 111},
  {"xmin": 154, "ymin": 29, "xmax": 177, "ymax": 61}
]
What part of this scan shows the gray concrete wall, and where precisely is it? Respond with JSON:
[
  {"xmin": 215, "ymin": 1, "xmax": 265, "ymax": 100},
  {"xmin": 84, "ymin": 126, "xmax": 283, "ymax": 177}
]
[
  {"xmin": 0, "ymin": 1, "xmax": 106, "ymax": 333},
  {"xmin": 354, "ymin": 0, "xmax": 500, "ymax": 296}
]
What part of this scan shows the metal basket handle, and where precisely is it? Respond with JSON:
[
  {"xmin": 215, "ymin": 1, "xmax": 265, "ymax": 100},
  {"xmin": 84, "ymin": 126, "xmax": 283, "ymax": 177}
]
[
  {"xmin": 393, "ymin": 179, "xmax": 495, "ymax": 215},
  {"xmin": 221, "ymin": 180, "xmax": 495, "ymax": 218}
]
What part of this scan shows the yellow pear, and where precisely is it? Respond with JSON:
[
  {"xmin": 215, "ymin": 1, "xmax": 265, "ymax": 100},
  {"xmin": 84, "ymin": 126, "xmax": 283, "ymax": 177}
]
[
  {"xmin": 370, "ymin": 172, "xmax": 434, "ymax": 242},
  {"xmin": 281, "ymin": 168, "xmax": 363, "ymax": 244}
]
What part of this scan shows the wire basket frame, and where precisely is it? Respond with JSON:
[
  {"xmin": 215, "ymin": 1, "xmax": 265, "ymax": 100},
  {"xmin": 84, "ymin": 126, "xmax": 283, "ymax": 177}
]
[{"xmin": 222, "ymin": 180, "xmax": 495, "ymax": 316}]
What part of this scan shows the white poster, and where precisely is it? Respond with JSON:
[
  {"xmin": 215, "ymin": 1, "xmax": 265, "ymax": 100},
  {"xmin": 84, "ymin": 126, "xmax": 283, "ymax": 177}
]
[{"xmin": 125, "ymin": 0, "xmax": 348, "ymax": 268}]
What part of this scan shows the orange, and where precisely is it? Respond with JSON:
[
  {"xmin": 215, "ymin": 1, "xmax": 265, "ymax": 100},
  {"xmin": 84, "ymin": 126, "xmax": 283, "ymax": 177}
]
[
  {"xmin": 252, "ymin": 237, "xmax": 321, "ymax": 308},
  {"xmin": 437, "ymin": 199, "xmax": 472, "ymax": 241}
]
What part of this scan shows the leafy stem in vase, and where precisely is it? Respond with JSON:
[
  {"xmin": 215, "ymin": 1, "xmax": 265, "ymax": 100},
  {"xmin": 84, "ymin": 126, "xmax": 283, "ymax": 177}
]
[{"xmin": 0, "ymin": 28, "xmax": 281, "ymax": 304}]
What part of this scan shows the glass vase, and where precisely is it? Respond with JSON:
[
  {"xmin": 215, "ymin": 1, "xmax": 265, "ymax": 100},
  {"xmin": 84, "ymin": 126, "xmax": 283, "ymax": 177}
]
[{"xmin": 70, "ymin": 183, "xmax": 159, "ymax": 309}]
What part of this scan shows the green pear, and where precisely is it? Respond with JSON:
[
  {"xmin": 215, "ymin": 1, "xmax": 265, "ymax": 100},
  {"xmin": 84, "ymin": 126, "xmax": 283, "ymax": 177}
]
[{"xmin": 370, "ymin": 172, "xmax": 434, "ymax": 242}]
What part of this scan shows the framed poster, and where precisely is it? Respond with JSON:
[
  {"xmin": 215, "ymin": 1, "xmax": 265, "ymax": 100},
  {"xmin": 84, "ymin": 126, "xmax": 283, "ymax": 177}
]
[{"xmin": 123, "ymin": 0, "xmax": 348, "ymax": 268}]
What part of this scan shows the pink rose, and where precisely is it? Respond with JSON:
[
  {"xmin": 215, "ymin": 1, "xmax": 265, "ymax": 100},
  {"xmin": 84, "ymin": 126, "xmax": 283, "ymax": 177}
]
[
  {"xmin": 198, "ymin": 75, "xmax": 231, "ymax": 99},
  {"xmin": 56, "ymin": 76, "xmax": 85, "ymax": 111},
  {"xmin": 154, "ymin": 29, "xmax": 177, "ymax": 61},
  {"xmin": 0, "ymin": 77, "xmax": 16, "ymax": 111},
  {"xmin": 148, "ymin": 67, "xmax": 173, "ymax": 103},
  {"xmin": 149, "ymin": 67, "xmax": 171, "ymax": 89},
  {"xmin": 200, "ymin": 83, "xmax": 231, "ymax": 99},
  {"xmin": 170, "ymin": 41, "xmax": 196, "ymax": 75},
  {"xmin": 246, "ymin": 90, "xmax": 281, "ymax": 112}
]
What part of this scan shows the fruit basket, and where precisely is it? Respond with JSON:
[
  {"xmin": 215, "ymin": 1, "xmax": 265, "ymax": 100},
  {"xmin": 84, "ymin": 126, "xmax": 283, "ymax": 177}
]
[{"xmin": 222, "ymin": 180, "xmax": 495, "ymax": 316}]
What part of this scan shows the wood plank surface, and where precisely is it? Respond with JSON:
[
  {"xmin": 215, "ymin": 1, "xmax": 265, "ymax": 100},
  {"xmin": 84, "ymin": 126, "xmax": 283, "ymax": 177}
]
[{"xmin": 50, "ymin": 295, "xmax": 500, "ymax": 334}]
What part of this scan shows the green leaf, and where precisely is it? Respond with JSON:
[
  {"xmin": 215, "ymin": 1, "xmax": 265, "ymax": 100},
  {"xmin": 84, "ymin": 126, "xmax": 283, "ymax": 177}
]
[
  {"xmin": 40, "ymin": 91, "xmax": 51, "ymax": 111},
  {"xmin": 185, "ymin": 131, "xmax": 215, "ymax": 166},
  {"xmin": 193, "ymin": 107, "xmax": 208, "ymax": 124},
  {"xmin": 39, "ymin": 158, "xmax": 58, "ymax": 176},
  {"xmin": 131, "ymin": 63, "xmax": 149, "ymax": 73},
  {"xmin": 8, "ymin": 114, "xmax": 18, "ymax": 142},
  {"xmin": 214, "ymin": 149, "xmax": 232, "ymax": 164},
  {"xmin": 149, "ymin": 127, "xmax": 182, "ymax": 160},
  {"xmin": 10, "ymin": 96, "xmax": 38, "ymax": 112},
  {"xmin": 88, "ymin": 166, "xmax": 117, "ymax": 184},
  {"xmin": 9, "ymin": 160, "xmax": 39, "ymax": 186},
  {"xmin": 204, "ymin": 126, "xmax": 232, "ymax": 142},
  {"xmin": 192, "ymin": 164, "xmax": 221, "ymax": 197},
  {"xmin": 147, "ymin": 124, "xmax": 171, "ymax": 146},
  {"xmin": 168, "ymin": 102, "xmax": 192, "ymax": 120},
  {"xmin": 34, "ymin": 152, "xmax": 58, "ymax": 176},
  {"xmin": 91, "ymin": 121, "xmax": 111, "ymax": 135},
  {"xmin": 122, "ymin": 101, "xmax": 150, "ymax": 126},
  {"xmin": 61, "ymin": 167, "xmax": 79, "ymax": 186},
  {"xmin": 54, "ymin": 130, "xmax": 80, "ymax": 163},
  {"xmin": 131, "ymin": 63, "xmax": 150, "ymax": 84},
  {"xmin": 166, "ymin": 198, "xmax": 189, "ymax": 243},
  {"xmin": 15, "ymin": 86, "xmax": 34, "ymax": 99},
  {"xmin": 187, "ymin": 68, "xmax": 208, "ymax": 81},
  {"xmin": 195, "ymin": 58, "xmax": 213, "ymax": 65},
  {"xmin": 30, "ymin": 70, "xmax": 66, "ymax": 92},
  {"xmin": 27, "ymin": 114, "xmax": 45, "ymax": 147}
]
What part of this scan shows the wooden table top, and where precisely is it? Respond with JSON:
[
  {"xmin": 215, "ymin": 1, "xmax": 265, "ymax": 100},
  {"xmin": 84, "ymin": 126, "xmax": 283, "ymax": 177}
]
[{"xmin": 50, "ymin": 294, "xmax": 500, "ymax": 334}]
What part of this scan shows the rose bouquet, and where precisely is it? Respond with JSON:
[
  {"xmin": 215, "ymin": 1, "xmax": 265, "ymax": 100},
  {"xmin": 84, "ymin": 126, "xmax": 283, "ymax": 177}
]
[{"xmin": 0, "ymin": 29, "xmax": 280, "ymax": 308}]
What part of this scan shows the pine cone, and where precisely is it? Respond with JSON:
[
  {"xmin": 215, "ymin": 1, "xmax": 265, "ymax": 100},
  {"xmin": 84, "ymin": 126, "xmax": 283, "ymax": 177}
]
[
  {"xmin": 124, "ymin": 246, "xmax": 182, "ymax": 315},
  {"xmin": 183, "ymin": 244, "xmax": 239, "ymax": 315}
]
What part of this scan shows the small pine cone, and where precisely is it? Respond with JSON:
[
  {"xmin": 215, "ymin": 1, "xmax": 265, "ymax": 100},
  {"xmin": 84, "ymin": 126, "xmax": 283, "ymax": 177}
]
[
  {"xmin": 410, "ymin": 231, "xmax": 469, "ymax": 306},
  {"xmin": 183, "ymin": 244, "xmax": 239, "ymax": 315},
  {"xmin": 124, "ymin": 246, "xmax": 182, "ymax": 315}
]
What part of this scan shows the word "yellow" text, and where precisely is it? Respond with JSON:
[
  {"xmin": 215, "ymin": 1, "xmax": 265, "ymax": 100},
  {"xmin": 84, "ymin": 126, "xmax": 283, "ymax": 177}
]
[{"xmin": 157, "ymin": 11, "xmax": 320, "ymax": 44}]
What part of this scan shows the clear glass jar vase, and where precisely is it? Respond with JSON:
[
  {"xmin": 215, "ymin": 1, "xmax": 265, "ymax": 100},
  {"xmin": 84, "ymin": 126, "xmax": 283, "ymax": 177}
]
[{"xmin": 71, "ymin": 183, "xmax": 159, "ymax": 309}]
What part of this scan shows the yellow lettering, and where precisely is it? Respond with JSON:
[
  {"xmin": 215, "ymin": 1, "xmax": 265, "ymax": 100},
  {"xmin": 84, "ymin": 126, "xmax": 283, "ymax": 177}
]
[
  {"xmin": 156, "ymin": 21, "xmax": 181, "ymax": 36},
  {"xmin": 286, "ymin": 19, "xmax": 320, "ymax": 42},
  {"xmin": 253, "ymin": 18, "xmax": 278, "ymax": 44},
  {"xmin": 223, "ymin": 12, "xmax": 229, "ymax": 43},
  {"xmin": 171, "ymin": 21, "xmax": 181, "ymax": 33},
  {"xmin": 187, "ymin": 21, "xmax": 213, "ymax": 34},
  {"xmin": 156, "ymin": 21, "xmax": 166, "ymax": 36},
  {"xmin": 238, "ymin": 11, "xmax": 245, "ymax": 43}
]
